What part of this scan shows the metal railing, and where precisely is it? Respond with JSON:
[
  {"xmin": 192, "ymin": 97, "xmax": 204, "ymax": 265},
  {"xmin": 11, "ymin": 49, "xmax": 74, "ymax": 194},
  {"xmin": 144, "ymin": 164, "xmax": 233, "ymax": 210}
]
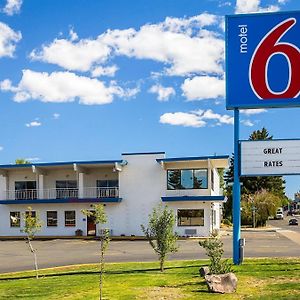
[
  {"xmin": 3, "ymin": 187, "xmax": 119, "ymax": 200},
  {"xmin": 83, "ymin": 187, "xmax": 119, "ymax": 198}
]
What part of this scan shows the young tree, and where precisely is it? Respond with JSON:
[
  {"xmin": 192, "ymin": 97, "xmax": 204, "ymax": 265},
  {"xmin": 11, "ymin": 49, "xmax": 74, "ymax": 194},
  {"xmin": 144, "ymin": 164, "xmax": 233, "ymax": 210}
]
[
  {"xmin": 141, "ymin": 204, "xmax": 178, "ymax": 272},
  {"xmin": 199, "ymin": 230, "xmax": 232, "ymax": 275},
  {"xmin": 21, "ymin": 207, "xmax": 43, "ymax": 279},
  {"xmin": 82, "ymin": 204, "xmax": 109, "ymax": 300}
]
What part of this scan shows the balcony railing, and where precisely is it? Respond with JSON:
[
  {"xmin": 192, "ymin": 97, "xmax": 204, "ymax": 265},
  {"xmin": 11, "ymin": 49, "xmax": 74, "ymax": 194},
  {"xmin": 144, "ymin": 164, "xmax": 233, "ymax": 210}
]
[{"xmin": 3, "ymin": 187, "xmax": 119, "ymax": 200}]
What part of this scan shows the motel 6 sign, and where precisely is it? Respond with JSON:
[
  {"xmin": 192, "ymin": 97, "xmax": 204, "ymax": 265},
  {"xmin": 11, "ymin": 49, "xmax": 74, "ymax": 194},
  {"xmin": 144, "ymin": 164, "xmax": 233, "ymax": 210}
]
[{"xmin": 226, "ymin": 11, "xmax": 300, "ymax": 109}]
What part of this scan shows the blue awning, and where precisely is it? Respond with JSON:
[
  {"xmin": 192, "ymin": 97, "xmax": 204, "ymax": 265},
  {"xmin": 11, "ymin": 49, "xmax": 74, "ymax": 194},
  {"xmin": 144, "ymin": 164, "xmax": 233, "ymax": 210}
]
[
  {"xmin": 161, "ymin": 196, "xmax": 226, "ymax": 202},
  {"xmin": 0, "ymin": 198, "xmax": 122, "ymax": 204}
]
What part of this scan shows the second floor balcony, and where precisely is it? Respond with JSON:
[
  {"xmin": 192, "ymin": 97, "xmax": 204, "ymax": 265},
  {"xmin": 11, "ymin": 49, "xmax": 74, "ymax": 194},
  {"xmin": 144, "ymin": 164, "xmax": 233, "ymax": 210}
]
[{"xmin": 3, "ymin": 187, "xmax": 119, "ymax": 201}]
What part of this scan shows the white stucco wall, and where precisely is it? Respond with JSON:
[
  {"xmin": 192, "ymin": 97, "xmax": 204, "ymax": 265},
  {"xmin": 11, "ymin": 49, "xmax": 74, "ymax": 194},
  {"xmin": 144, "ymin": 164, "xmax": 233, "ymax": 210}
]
[{"xmin": 0, "ymin": 153, "xmax": 225, "ymax": 237}]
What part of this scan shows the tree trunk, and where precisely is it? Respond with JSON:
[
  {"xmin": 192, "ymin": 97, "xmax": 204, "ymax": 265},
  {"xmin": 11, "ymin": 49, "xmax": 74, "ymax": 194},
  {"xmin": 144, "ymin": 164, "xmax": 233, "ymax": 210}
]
[
  {"xmin": 27, "ymin": 236, "xmax": 39, "ymax": 279},
  {"xmin": 99, "ymin": 237, "xmax": 104, "ymax": 300},
  {"xmin": 160, "ymin": 256, "xmax": 165, "ymax": 272}
]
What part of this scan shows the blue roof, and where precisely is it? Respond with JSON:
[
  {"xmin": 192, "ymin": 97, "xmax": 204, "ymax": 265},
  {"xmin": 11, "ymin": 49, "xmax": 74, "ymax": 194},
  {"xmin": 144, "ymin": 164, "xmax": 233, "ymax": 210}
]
[
  {"xmin": 156, "ymin": 155, "xmax": 229, "ymax": 163},
  {"xmin": 0, "ymin": 159, "xmax": 124, "ymax": 169}
]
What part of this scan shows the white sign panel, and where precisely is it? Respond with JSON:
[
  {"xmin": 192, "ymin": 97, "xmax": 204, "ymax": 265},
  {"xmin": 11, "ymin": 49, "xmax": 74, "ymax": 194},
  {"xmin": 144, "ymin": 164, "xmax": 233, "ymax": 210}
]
[{"xmin": 240, "ymin": 139, "xmax": 300, "ymax": 176}]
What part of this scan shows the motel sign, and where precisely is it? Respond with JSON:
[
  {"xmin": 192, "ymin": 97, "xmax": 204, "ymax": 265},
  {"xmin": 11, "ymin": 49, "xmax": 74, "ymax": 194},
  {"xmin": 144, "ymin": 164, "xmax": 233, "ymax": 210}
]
[
  {"xmin": 226, "ymin": 11, "xmax": 300, "ymax": 109},
  {"xmin": 226, "ymin": 11, "xmax": 300, "ymax": 265}
]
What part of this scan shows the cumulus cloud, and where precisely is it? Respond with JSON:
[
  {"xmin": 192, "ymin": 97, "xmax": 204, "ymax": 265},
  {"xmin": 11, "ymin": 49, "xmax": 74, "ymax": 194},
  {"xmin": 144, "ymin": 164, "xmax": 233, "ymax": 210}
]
[
  {"xmin": 235, "ymin": 0, "xmax": 280, "ymax": 13},
  {"xmin": 181, "ymin": 76, "xmax": 225, "ymax": 101},
  {"xmin": 241, "ymin": 120, "xmax": 254, "ymax": 127},
  {"xmin": 26, "ymin": 121, "xmax": 41, "ymax": 127},
  {"xmin": 91, "ymin": 65, "xmax": 118, "ymax": 77},
  {"xmin": 3, "ymin": 0, "xmax": 22, "ymax": 16},
  {"xmin": 103, "ymin": 15, "xmax": 224, "ymax": 76},
  {"xmin": 160, "ymin": 109, "xmax": 233, "ymax": 128},
  {"xmin": 0, "ymin": 22, "xmax": 22, "ymax": 58},
  {"xmin": 25, "ymin": 157, "xmax": 40, "ymax": 162},
  {"xmin": 30, "ymin": 34, "xmax": 111, "ymax": 73},
  {"xmin": 240, "ymin": 108, "xmax": 267, "ymax": 115},
  {"xmin": 0, "ymin": 70, "xmax": 139, "ymax": 105},
  {"xmin": 149, "ymin": 84, "xmax": 175, "ymax": 101},
  {"xmin": 30, "ymin": 13, "xmax": 224, "ymax": 77}
]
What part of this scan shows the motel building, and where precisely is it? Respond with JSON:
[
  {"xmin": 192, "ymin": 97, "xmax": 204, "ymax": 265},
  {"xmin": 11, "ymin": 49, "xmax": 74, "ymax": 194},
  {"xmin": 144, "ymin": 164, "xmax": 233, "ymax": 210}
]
[{"xmin": 0, "ymin": 152, "xmax": 228, "ymax": 237}]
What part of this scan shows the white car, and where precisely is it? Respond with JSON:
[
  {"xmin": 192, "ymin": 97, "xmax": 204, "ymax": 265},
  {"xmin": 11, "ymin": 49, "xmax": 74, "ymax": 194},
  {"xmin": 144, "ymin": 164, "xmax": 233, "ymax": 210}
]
[{"xmin": 275, "ymin": 212, "xmax": 284, "ymax": 220}]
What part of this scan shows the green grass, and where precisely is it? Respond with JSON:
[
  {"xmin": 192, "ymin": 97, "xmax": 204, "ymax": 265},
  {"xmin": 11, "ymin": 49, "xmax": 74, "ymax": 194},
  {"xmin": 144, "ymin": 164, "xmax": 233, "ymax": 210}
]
[{"xmin": 1, "ymin": 258, "xmax": 300, "ymax": 299}]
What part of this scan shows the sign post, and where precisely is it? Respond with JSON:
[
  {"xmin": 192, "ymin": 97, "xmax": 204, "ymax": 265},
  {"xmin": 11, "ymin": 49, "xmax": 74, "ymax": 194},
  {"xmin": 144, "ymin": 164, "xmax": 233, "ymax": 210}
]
[
  {"xmin": 226, "ymin": 11, "xmax": 300, "ymax": 265},
  {"xmin": 233, "ymin": 109, "xmax": 241, "ymax": 265}
]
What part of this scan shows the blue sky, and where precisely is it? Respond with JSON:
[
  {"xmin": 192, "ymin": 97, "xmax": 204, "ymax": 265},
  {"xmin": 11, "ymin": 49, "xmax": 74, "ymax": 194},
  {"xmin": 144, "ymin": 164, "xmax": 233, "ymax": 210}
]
[{"xmin": 0, "ymin": 0, "xmax": 299, "ymax": 198}]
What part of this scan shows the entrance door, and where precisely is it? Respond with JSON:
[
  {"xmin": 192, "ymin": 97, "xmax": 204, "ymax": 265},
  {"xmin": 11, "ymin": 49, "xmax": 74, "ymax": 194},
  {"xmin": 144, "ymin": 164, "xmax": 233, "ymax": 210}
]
[{"xmin": 87, "ymin": 212, "xmax": 96, "ymax": 236}]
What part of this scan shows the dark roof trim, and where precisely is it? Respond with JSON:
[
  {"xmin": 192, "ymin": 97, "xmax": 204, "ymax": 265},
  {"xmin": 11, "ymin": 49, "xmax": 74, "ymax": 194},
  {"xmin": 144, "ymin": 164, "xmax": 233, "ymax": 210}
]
[
  {"xmin": 156, "ymin": 155, "xmax": 229, "ymax": 163},
  {"xmin": 122, "ymin": 152, "xmax": 165, "ymax": 156},
  {"xmin": 0, "ymin": 160, "xmax": 124, "ymax": 169}
]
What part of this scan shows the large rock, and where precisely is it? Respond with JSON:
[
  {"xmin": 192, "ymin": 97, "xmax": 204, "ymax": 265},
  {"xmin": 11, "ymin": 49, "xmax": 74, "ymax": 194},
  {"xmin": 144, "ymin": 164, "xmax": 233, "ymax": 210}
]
[
  {"xmin": 199, "ymin": 266, "xmax": 210, "ymax": 277},
  {"xmin": 204, "ymin": 272, "xmax": 237, "ymax": 293}
]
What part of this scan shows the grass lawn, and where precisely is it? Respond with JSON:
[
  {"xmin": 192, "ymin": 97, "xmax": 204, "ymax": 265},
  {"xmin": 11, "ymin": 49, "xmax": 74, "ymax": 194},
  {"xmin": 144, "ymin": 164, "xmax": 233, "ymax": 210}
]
[{"xmin": 0, "ymin": 258, "xmax": 300, "ymax": 299}]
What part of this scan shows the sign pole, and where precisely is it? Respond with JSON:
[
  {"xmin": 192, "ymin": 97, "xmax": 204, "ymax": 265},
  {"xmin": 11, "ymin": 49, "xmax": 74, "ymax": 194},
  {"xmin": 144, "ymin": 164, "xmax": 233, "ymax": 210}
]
[{"xmin": 233, "ymin": 108, "xmax": 241, "ymax": 265}]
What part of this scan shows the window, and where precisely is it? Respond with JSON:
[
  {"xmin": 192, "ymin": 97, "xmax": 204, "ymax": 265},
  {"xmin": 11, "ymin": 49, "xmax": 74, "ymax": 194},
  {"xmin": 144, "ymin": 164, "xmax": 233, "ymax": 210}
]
[
  {"xmin": 15, "ymin": 181, "xmax": 37, "ymax": 199},
  {"xmin": 177, "ymin": 209, "xmax": 204, "ymax": 226},
  {"xmin": 65, "ymin": 211, "xmax": 76, "ymax": 227},
  {"xmin": 211, "ymin": 170, "xmax": 214, "ymax": 191},
  {"xmin": 10, "ymin": 212, "xmax": 20, "ymax": 227},
  {"xmin": 167, "ymin": 169, "xmax": 208, "ymax": 190},
  {"xmin": 97, "ymin": 180, "xmax": 119, "ymax": 188},
  {"xmin": 47, "ymin": 211, "xmax": 58, "ymax": 227},
  {"xmin": 56, "ymin": 181, "xmax": 78, "ymax": 198}
]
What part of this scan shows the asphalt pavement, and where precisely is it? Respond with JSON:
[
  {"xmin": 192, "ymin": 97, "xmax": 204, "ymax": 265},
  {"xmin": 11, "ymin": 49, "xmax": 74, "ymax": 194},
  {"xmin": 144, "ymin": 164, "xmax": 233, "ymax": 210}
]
[{"xmin": 0, "ymin": 224, "xmax": 299, "ymax": 273}]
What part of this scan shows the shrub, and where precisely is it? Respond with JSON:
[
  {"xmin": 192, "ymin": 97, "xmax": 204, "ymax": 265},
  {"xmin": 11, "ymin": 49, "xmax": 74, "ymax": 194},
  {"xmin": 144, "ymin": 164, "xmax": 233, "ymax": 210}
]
[{"xmin": 199, "ymin": 230, "xmax": 232, "ymax": 275}]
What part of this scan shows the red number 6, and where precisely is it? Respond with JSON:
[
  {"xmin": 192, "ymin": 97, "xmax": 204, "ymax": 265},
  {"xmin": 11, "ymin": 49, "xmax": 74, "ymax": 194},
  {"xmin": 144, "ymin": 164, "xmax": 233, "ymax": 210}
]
[{"xmin": 249, "ymin": 18, "xmax": 300, "ymax": 99}]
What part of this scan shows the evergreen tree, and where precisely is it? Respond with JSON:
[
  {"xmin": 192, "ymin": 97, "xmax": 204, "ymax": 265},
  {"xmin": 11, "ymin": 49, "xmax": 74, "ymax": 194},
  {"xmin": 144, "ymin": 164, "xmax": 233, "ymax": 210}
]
[{"xmin": 224, "ymin": 127, "xmax": 287, "ymax": 220}]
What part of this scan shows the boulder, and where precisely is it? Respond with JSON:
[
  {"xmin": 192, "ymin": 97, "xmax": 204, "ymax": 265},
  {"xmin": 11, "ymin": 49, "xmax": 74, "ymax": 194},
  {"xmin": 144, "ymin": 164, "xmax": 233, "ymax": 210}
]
[
  {"xmin": 199, "ymin": 266, "xmax": 210, "ymax": 277},
  {"xmin": 204, "ymin": 272, "xmax": 237, "ymax": 293}
]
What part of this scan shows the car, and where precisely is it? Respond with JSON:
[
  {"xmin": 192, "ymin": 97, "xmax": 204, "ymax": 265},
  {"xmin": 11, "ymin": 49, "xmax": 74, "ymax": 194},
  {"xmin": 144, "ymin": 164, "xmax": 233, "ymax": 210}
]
[
  {"xmin": 275, "ymin": 212, "xmax": 284, "ymax": 220},
  {"xmin": 289, "ymin": 218, "xmax": 298, "ymax": 226},
  {"xmin": 287, "ymin": 211, "xmax": 295, "ymax": 216}
]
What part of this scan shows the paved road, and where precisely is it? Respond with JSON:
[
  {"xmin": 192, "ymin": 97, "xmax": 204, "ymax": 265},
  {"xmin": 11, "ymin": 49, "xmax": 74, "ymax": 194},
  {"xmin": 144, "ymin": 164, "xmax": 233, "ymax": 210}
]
[{"xmin": 0, "ymin": 229, "xmax": 299, "ymax": 273}]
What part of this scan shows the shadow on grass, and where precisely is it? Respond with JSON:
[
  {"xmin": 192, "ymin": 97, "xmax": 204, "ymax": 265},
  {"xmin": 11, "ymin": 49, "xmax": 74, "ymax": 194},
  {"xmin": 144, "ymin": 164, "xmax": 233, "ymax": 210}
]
[{"xmin": 0, "ymin": 264, "xmax": 203, "ymax": 281}]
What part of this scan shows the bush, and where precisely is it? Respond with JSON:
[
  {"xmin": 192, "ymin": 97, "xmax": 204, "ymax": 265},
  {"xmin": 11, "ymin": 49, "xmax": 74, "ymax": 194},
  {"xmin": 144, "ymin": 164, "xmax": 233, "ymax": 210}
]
[
  {"xmin": 199, "ymin": 231, "xmax": 232, "ymax": 275},
  {"xmin": 222, "ymin": 218, "xmax": 232, "ymax": 226}
]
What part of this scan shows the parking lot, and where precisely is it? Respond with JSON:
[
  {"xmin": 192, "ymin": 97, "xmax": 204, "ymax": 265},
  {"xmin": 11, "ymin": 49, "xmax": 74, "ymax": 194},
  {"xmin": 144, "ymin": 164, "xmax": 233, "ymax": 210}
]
[{"xmin": 0, "ymin": 224, "xmax": 299, "ymax": 273}]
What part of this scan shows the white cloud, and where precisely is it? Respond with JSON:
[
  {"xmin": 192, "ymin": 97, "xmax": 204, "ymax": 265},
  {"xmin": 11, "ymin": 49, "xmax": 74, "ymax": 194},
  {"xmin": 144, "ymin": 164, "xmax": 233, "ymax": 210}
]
[
  {"xmin": 235, "ymin": 0, "xmax": 279, "ymax": 13},
  {"xmin": 181, "ymin": 76, "xmax": 225, "ymax": 101},
  {"xmin": 0, "ymin": 146, "xmax": 3, "ymax": 151},
  {"xmin": 3, "ymin": 0, "xmax": 22, "ymax": 16},
  {"xmin": 53, "ymin": 113, "xmax": 60, "ymax": 119},
  {"xmin": 30, "ymin": 14, "xmax": 224, "ymax": 77},
  {"xmin": 103, "ymin": 14, "xmax": 224, "ymax": 76},
  {"xmin": 240, "ymin": 108, "xmax": 267, "ymax": 115},
  {"xmin": 91, "ymin": 65, "xmax": 118, "ymax": 77},
  {"xmin": 0, "ymin": 22, "xmax": 21, "ymax": 58},
  {"xmin": 160, "ymin": 109, "xmax": 233, "ymax": 128},
  {"xmin": 26, "ymin": 121, "xmax": 41, "ymax": 127},
  {"xmin": 30, "ymin": 35, "xmax": 111, "ymax": 73},
  {"xmin": 69, "ymin": 28, "xmax": 78, "ymax": 42},
  {"xmin": 149, "ymin": 84, "xmax": 175, "ymax": 101},
  {"xmin": 160, "ymin": 112, "xmax": 206, "ymax": 128},
  {"xmin": 241, "ymin": 120, "xmax": 254, "ymax": 127},
  {"xmin": 0, "ymin": 70, "xmax": 139, "ymax": 105}
]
